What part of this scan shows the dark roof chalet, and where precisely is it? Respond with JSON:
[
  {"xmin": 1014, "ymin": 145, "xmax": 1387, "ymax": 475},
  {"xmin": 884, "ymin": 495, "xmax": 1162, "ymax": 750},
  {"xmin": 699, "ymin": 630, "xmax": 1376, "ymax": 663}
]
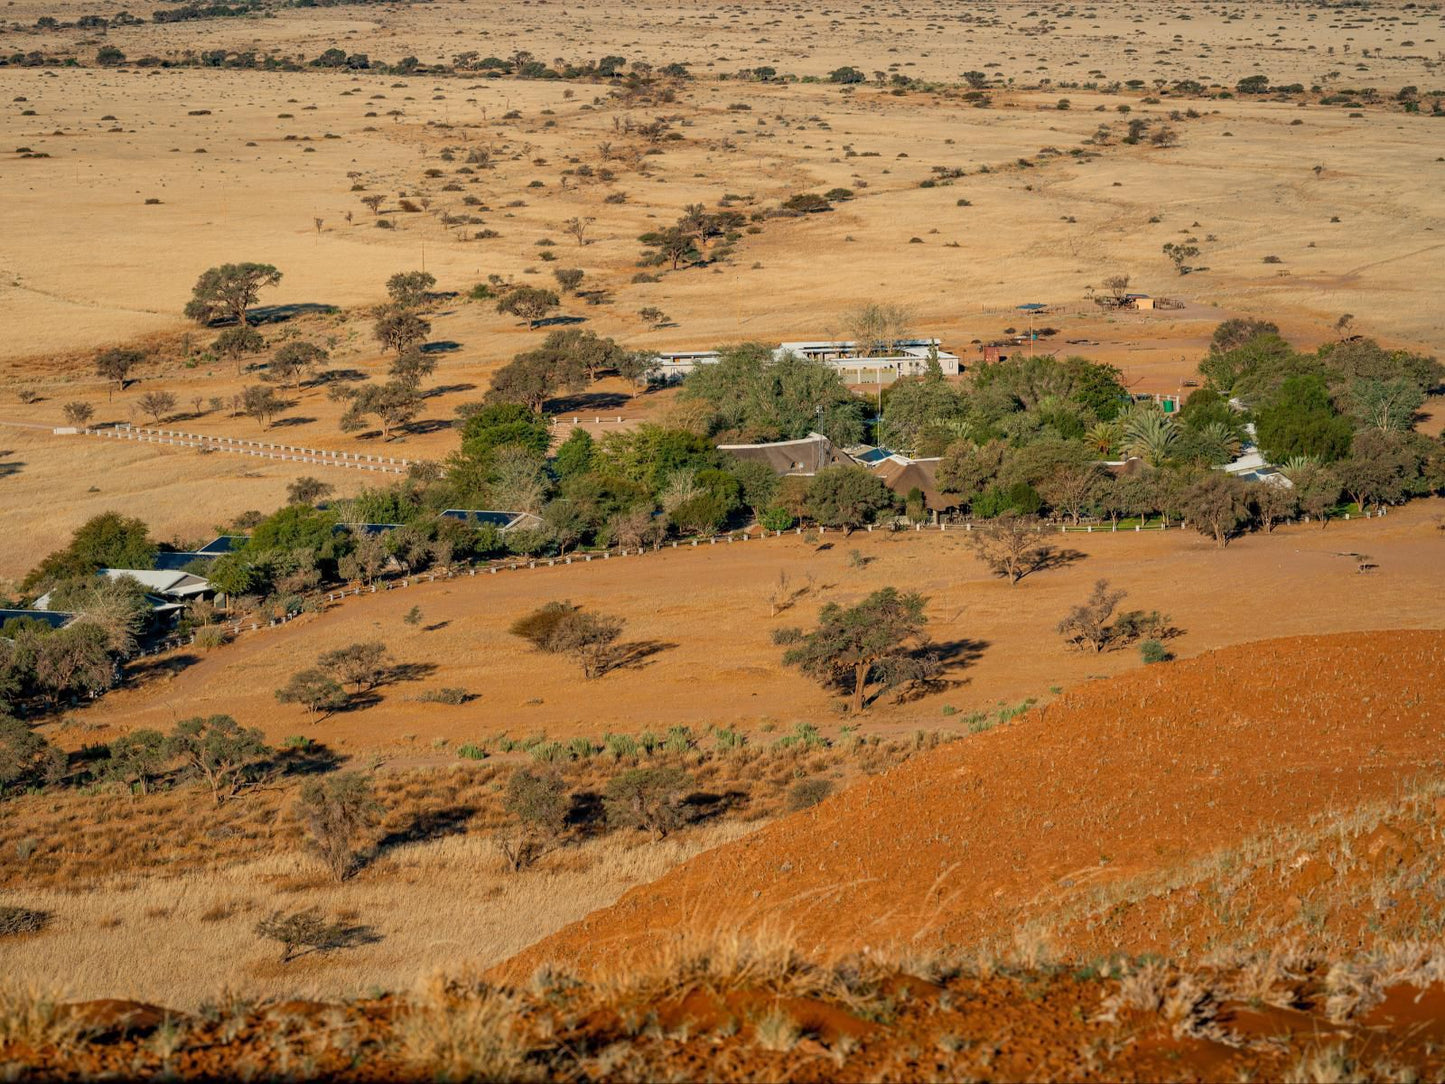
[{"xmin": 717, "ymin": 432, "xmax": 854, "ymax": 476}]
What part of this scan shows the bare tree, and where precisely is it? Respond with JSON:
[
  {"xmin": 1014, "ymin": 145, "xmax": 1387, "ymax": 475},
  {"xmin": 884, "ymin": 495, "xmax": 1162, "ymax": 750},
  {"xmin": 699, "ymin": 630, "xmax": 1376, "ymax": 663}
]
[
  {"xmin": 967, "ymin": 513, "xmax": 1053, "ymax": 585},
  {"xmin": 1057, "ymin": 579, "xmax": 1128, "ymax": 652},
  {"xmin": 562, "ymin": 215, "xmax": 595, "ymax": 246}
]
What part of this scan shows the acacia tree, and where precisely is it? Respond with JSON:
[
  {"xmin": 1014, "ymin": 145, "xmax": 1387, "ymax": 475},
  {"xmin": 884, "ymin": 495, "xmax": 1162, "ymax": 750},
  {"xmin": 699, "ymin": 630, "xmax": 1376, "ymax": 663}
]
[
  {"xmin": 318, "ymin": 642, "xmax": 392, "ymax": 693},
  {"xmin": 496, "ymin": 286, "xmax": 560, "ymax": 327},
  {"xmin": 0, "ymin": 715, "xmax": 58, "ymax": 795},
  {"xmin": 275, "ymin": 668, "xmax": 349, "ymax": 719},
  {"xmin": 1042, "ymin": 463, "xmax": 1105, "ymax": 525},
  {"xmin": 782, "ymin": 587, "xmax": 930, "ymax": 715},
  {"xmin": 1181, "ymin": 471, "xmax": 1249, "ymax": 546},
  {"xmin": 388, "ymin": 348, "xmax": 437, "ymax": 389},
  {"xmin": 496, "ymin": 768, "xmax": 569, "ymax": 871},
  {"xmin": 840, "ymin": 302, "xmax": 912, "ymax": 357},
  {"xmin": 486, "ymin": 348, "xmax": 586, "ymax": 414},
  {"xmin": 1253, "ymin": 483, "xmax": 1298, "ymax": 532},
  {"xmin": 804, "ymin": 465, "xmax": 896, "ymax": 533},
  {"xmin": 103, "ymin": 728, "xmax": 167, "ymax": 795},
  {"xmin": 510, "ymin": 601, "xmax": 624, "ymax": 679},
  {"xmin": 385, "ymin": 270, "xmax": 436, "ymax": 308},
  {"xmin": 1057, "ymin": 579, "xmax": 1127, "ymax": 652},
  {"xmin": 967, "ymin": 512, "xmax": 1053, "ymax": 585},
  {"xmin": 95, "ymin": 348, "xmax": 144, "ymax": 400},
  {"xmin": 268, "ymin": 341, "xmax": 328, "ymax": 389},
  {"xmin": 603, "ymin": 767, "xmax": 693, "ymax": 842},
  {"xmin": 241, "ymin": 384, "xmax": 286, "ymax": 429},
  {"xmin": 137, "ymin": 390, "xmax": 177, "ymax": 425},
  {"xmin": 295, "ymin": 772, "xmax": 380, "ymax": 880},
  {"xmin": 213, "ymin": 325, "xmax": 267, "ymax": 374},
  {"xmin": 164, "ymin": 714, "xmax": 271, "ymax": 805},
  {"xmin": 340, "ymin": 382, "xmax": 420, "ymax": 440},
  {"xmin": 373, "ymin": 307, "xmax": 431, "ymax": 355},
  {"xmin": 63, "ymin": 401, "xmax": 95, "ymax": 427},
  {"xmin": 184, "ymin": 263, "xmax": 282, "ymax": 326}
]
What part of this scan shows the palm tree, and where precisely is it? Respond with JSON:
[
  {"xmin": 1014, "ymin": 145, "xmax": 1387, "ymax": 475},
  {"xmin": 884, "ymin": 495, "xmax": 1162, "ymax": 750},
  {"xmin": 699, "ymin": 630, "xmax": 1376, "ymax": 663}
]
[
  {"xmin": 1085, "ymin": 420, "xmax": 1124, "ymax": 456},
  {"xmin": 1123, "ymin": 408, "xmax": 1178, "ymax": 467},
  {"xmin": 1200, "ymin": 420, "xmax": 1242, "ymax": 460}
]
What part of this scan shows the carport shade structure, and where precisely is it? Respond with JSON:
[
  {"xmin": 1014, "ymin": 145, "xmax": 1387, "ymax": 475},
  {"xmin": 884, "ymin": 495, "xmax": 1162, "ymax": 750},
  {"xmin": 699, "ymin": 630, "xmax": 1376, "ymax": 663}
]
[{"xmin": 1017, "ymin": 302, "xmax": 1048, "ymax": 359}]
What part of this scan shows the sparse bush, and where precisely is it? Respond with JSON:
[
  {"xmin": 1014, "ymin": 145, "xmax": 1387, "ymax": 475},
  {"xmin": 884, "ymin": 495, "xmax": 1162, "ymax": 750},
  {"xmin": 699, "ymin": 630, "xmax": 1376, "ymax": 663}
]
[
  {"xmin": 254, "ymin": 908, "xmax": 355, "ymax": 963},
  {"xmin": 276, "ymin": 668, "xmax": 349, "ymax": 718},
  {"xmin": 510, "ymin": 601, "xmax": 624, "ymax": 679},
  {"xmin": 604, "ymin": 767, "xmax": 692, "ymax": 841},
  {"xmin": 1140, "ymin": 639, "xmax": 1172, "ymax": 664},
  {"xmin": 295, "ymin": 772, "xmax": 380, "ymax": 881},
  {"xmin": 788, "ymin": 777, "xmax": 834, "ymax": 811}
]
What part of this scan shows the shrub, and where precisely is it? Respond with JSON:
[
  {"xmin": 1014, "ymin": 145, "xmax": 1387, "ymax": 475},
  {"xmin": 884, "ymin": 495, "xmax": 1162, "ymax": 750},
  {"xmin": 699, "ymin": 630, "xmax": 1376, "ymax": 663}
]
[
  {"xmin": 787, "ymin": 778, "xmax": 834, "ymax": 811},
  {"xmin": 456, "ymin": 743, "xmax": 488, "ymax": 760},
  {"xmin": 605, "ymin": 733, "xmax": 639, "ymax": 759},
  {"xmin": 760, "ymin": 507, "xmax": 796, "ymax": 532},
  {"xmin": 254, "ymin": 908, "xmax": 357, "ymax": 963},
  {"xmin": 770, "ymin": 627, "xmax": 803, "ymax": 646},
  {"xmin": 604, "ymin": 767, "xmax": 692, "ymax": 840},
  {"xmin": 418, "ymin": 687, "xmax": 470, "ymax": 705},
  {"xmin": 0, "ymin": 905, "xmax": 50, "ymax": 938},
  {"xmin": 497, "ymin": 768, "xmax": 568, "ymax": 870},
  {"xmin": 1140, "ymin": 639, "xmax": 1173, "ymax": 664},
  {"xmin": 295, "ymin": 772, "xmax": 380, "ymax": 881}
]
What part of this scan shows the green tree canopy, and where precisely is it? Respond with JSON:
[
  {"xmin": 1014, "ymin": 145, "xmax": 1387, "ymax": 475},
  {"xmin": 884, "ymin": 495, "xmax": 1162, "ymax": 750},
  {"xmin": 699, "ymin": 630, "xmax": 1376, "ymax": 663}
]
[
  {"xmin": 183, "ymin": 263, "xmax": 282, "ymax": 326},
  {"xmin": 783, "ymin": 587, "xmax": 930, "ymax": 714},
  {"xmin": 24, "ymin": 512, "xmax": 156, "ymax": 590}
]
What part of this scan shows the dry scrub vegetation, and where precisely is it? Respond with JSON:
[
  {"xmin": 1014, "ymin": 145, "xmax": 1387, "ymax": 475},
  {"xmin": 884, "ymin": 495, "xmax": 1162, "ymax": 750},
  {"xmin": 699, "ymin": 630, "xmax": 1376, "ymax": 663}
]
[
  {"xmin": 0, "ymin": 729, "xmax": 957, "ymax": 1005},
  {"xmin": 5, "ymin": 932, "xmax": 1445, "ymax": 1082}
]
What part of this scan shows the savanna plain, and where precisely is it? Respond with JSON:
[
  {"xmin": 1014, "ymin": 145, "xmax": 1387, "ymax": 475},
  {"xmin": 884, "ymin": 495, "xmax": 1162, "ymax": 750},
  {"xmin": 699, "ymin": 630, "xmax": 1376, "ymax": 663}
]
[{"xmin": 2, "ymin": 0, "xmax": 1445, "ymax": 1079}]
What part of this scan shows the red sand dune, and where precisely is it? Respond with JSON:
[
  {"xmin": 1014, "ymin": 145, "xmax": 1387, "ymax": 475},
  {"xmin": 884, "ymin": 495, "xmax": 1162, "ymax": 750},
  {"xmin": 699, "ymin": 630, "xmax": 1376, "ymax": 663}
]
[{"xmin": 500, "ymin": 630, "xmax": 1445, "ymax": 980}]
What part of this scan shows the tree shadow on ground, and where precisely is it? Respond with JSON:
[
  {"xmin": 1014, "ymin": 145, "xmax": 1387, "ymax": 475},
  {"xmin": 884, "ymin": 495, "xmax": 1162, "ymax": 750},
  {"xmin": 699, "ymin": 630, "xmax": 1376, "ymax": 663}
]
[
  {"xmin": 547, "ymin": 391, "xmax": 632, "ymax": 414},
  {"xmin": 421, "ymin": 340, "xmax": 462, "ymax": 354},
  {"xmin": 285, "ymin": 921, "xmax": 384, "ymax": 962},
  {"xmin": 888, "ymin": 637, "xmax": 990, "ymax": 704},
  {"xmin": 387, "ymin": 661, "xmax": 439, "ymax": 684},
  {"xmin": 248, "ymin": 303, "xmax": 339, "ymax": 326},
  {"xmin": 270, "ymin": 416, "xmax": 317, "ymax": 429},
  {"xmin": 422, "ymin": 621, "xmax": 451, "ymax": 632},
  {"xmin": 604, "ymin": 640, "xmax": 677, "ymax": 674},
  {"xmin": 426, "ymin": 383, "xmax": 476, "ymax": 398},
  {"xmin": 534, "ymin": 315, "xmax": 587, "ymax": 328},
  {"xmin": 566, "ymin": 791, "xmax": 606, "ymax": 837},
  {"xmin": 368, "ymin": 805, "xmax": 478, "ymax": 864},
  {"xmin": 401, "ymin": 418, "xmax": 455, "ymax": 436},
  {"xmin": 275, "ymin": 742, "xmax": 344, "ymax": 777},
  {"xmin": 314, "ymin": 368, "xmax": 369, "ymax": 386},
  {"xmin": 682, "ymin": 789, "xmax": 750, "ymax": 825},
  {"xmin": 0, "ymin": 458, "xmax": 25, "ymax": 479},
  {"xmin": 125, "ymin": 652, "xmax": 204, "ymax": 685},
  {"xmin": 1022, "ymin": 546, "xmax": 1087, "ymax": 581}
]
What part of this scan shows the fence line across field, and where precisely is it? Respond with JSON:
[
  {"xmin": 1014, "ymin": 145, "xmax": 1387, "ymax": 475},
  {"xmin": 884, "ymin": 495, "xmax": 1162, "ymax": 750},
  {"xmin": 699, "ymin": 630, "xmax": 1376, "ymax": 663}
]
[{"xmin": 79, "ymin": 425, "xmax": 410, "ymax": 474}]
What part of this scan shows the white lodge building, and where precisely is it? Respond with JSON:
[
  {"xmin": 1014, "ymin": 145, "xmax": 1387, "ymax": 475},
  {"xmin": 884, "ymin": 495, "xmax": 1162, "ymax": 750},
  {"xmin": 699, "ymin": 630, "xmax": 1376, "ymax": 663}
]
[{"xmin": 649, "ymin": 339, "xmax": 961, "ymax": 384}]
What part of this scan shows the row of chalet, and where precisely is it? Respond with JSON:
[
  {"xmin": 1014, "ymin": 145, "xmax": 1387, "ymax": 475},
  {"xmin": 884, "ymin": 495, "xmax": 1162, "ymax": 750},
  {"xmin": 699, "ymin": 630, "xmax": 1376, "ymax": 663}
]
[
  {"xmin": 6, "ymin": 511, "xmax": 541, "ymax": 635},
  {"xmin": 722, "ymin": 424, "xmax": 1285, "ymax": 515},
  {"xmin": 650, "ymin": 339, "xmax": 962, "ymax": 384}
]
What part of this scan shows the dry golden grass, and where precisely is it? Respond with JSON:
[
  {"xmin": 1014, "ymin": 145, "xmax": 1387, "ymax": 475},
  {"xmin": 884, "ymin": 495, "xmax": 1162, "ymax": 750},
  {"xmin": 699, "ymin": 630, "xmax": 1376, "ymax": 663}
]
[{"xmin": 0, "ymin": 818, "xmax": 759, "ymax": 1009}]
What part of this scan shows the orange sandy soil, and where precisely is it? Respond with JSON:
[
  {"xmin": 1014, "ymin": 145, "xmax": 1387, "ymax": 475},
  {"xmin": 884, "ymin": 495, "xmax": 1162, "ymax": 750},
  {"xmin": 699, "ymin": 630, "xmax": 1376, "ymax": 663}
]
[
  {"xmin": 6, "ymin": 947, "xmax": 1445, "ymax": 1082},
  {"xmin": 58, "ymin": 497, "xmax": 1445, "ymax": 758},
  {"xmin": 496, "ymin": 628, "xmax": 1445, "ymax": 982}
]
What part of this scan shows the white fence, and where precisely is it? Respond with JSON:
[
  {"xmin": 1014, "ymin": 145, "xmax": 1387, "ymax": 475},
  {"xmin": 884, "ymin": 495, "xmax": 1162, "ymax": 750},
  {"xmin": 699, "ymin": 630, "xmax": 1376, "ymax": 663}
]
[{"xmin": 84, "ymin": 425, "xmax": 410, "ymax": 474}]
